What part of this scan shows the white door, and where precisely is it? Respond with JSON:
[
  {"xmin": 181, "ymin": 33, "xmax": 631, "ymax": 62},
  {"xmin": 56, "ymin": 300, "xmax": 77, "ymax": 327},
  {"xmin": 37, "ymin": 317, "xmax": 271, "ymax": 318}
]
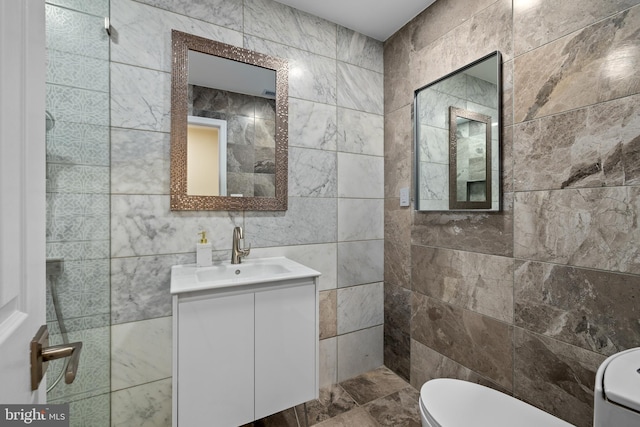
[{"xmin": 0, "ymin": 0, "xmax": 47, "ymax": 403}]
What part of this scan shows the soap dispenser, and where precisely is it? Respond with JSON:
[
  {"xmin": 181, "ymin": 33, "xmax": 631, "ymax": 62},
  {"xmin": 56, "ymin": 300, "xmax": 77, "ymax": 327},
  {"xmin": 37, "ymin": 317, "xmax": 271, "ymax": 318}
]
[{"xmin": 196, "ymin": 231, "xmax": 212, "ymax": 267}]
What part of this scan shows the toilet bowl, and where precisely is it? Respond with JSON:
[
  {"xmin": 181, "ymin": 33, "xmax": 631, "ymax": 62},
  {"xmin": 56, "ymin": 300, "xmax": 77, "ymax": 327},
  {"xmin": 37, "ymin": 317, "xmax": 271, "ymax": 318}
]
[
  {"xmin": 419, "ymin": 347, "xmax": 640, "ymax": 427},
  {"xmin": 419, "ymin": 379, "xmax": 572, "ymax": 427}
]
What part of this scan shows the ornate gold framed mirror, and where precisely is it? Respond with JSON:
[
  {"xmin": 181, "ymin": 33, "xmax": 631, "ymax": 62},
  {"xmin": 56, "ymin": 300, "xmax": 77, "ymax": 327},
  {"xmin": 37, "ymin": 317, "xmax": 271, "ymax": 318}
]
[{"xmin": 170, "ymin": 30, "xmax": 289, "ymax": 210}]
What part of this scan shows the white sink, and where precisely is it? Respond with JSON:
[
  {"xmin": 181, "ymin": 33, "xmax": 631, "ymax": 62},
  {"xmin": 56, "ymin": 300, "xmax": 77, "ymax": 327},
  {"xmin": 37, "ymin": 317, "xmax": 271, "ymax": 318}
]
[{"xmin": 170, "ymin": 256, "xmax": 321, "ymax": 294}]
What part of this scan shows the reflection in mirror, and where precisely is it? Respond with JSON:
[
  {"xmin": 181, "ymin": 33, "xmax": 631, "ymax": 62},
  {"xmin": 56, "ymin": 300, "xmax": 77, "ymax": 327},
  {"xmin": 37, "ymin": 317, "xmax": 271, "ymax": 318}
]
[
  {"xmin": 449, "ymin": 107, "xmax": 491, "ymax": 209},
  {"xmin": 414, "ymin": 51, "xmax": 501, "ymax": 211},
  {"xmin": 187, "ymin": 116, "xmax": 227, "ymax": 196},
  {"xmin": 171, "ymin": 30, "xmax": 288, "ymax": 210}
]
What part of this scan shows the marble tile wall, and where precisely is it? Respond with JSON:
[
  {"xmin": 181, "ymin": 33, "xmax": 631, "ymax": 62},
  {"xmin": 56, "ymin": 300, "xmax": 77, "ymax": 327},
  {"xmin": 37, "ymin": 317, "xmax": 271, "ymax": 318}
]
[
  {"xmin": 384, "ymin": 0, "xmax": 640, "ymax": 426},
  {"xmin": 109, "ymin": 0, "xmax": 384, "ymax": 423}
]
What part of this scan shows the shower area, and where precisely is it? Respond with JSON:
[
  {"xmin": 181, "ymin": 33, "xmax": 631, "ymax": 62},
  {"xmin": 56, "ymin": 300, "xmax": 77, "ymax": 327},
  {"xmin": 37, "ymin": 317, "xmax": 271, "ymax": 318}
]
[{"xmin": 45, "ymin": 1, "xmax": 111, "ymax": 425}]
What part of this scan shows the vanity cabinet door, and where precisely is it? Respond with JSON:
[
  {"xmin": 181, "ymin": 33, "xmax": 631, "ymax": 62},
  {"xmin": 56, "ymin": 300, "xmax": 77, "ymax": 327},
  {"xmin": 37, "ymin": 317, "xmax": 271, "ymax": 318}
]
[
  {"xmin": 254, "ymin": 281, "xmax": 317, "ymax": 419},
  {"xmin": 176, "ymin": 292, "xmax": 255, "ymax": 427}
]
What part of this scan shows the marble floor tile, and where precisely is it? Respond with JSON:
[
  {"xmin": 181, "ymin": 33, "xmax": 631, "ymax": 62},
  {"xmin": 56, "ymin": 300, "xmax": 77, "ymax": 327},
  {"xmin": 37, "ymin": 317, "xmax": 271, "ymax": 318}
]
[
  {"xmin": 295, "ymin": 384, "xmax": 358, "ymax": 425},
  {"xmin": 313, "ymin": 407, "xmax": 379, "ymax": 427},
  {"xmin": 241, "ymin": 407, "xmax": 299, "ymax": 427},
  {"xmin": 363, "ymin": 386, "xmax": 421, "ymax": 427},
  {"xmin": 339, "ymin": 366, "xmax": 410, "ymax": 405},
  {"xmin": 253, "ymin": 366, "xmax": 421, "ymax": 427}
]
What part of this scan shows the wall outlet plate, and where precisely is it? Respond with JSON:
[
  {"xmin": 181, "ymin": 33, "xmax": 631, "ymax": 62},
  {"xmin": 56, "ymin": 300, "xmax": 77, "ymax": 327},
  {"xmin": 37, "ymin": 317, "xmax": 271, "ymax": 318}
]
[{"xmin": 400, "ymin": 187, "xmax": 410, "ymax": 207}]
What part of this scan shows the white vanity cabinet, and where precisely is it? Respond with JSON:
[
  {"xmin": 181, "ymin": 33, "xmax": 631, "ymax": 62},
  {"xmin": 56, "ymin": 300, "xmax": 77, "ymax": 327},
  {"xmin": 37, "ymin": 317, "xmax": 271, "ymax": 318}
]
[{"xmin": 171, "ymin": 258, "xmax": 320, "ymax": 427}]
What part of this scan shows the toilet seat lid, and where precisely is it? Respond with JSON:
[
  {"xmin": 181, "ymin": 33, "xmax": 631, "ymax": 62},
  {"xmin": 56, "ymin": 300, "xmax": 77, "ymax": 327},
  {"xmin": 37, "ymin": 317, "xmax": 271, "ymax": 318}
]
[
  {"xmin": 603, "ymin": 348, "xmax": 640, "ymax": 413},
  {"xmin": 420, "ymin": 379, "xmax": 573, "ymax": 427}
]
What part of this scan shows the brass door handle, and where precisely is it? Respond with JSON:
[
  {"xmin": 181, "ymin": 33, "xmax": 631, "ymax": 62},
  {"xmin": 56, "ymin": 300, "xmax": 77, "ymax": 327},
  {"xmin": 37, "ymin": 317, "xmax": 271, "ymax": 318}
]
[{"xmin": 31, "ymin": 325, "xmax": 83, "ymax": 391}]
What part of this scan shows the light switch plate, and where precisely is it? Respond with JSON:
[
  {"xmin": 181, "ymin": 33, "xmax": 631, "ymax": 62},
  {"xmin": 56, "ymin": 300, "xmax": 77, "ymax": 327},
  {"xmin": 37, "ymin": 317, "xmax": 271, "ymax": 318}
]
[{"xmin": 400, "ymin": 187, "xmax": 410, "ymax": 207}]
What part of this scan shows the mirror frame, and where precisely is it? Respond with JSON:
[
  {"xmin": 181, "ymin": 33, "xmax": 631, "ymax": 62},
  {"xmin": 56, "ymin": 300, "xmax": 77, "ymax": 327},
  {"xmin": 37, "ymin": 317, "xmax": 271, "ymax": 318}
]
[
  {"xmin": 170, "ymin": 30, "xmax": 289, "ymax": 211},
  {"xmin": 413, "ymin": 51, "xmax": 502, "ymax": 212},
  {"xmin": 449, "ymin": 106, "xmax": 492, "ymax": 210}
]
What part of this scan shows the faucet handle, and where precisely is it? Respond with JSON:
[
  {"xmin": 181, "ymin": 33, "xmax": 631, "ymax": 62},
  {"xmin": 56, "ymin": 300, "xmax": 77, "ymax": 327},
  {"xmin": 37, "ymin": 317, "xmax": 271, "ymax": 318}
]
[{"xmin": 241, "ymin": 243, "xmax": 251, "ymax": 256}]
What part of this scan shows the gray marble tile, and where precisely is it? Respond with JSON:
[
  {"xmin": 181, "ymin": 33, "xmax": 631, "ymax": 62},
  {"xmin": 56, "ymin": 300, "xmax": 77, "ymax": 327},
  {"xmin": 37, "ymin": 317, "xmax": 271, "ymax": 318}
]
[
  {"xmin": 412, "ymin": 246, "xmax": 514, "ymax": 323},
  {"xmin": 410, "ymin": 0, "xmax": 513, "ymax": 92},
  {"xmin": 514, "ymin": 6, "xmax": 640, "ymax": 123},
  {"xmin": 514, "ymin": 329, "xmax": 606, "ymax": 427},
  {"xmin": 47, "ymin": 49, "xmax": 109, "ymax": 92},
  {"xmin": 47, "ymin": 0, "xmax": 109, "ymax": 16},
  {"xmin": 111, "ymin": 317, "xmax": 172, "ymax": 391},
  {"xmin": 515, "ymin": 260, "xmax": 640, "ymax": 356},
  {"xmin": 289, "ymin": 147, "xmax": 337, "ymax": 197},
  {"xmin": 384, "ymin": 323, "xmax": 410, "ymax": 383},
  {"xmin": 46, "ymin": 84, "xmax": 109, "ymax": 127},
  {"xmin": 340, "ymin": 366, "xmax": 409, "ymax": 406},
  {"xmin": 110, "ymin": 0, "xmax": 242, "ymax": 73},
  {"xmin": 337, "ymin": 199, "xmax": 383, "ymax": 242},
  {"xmin": 337, "ymin": 240, "xmax": 383, "ymax": 288},
  {"xmin": 411, "ymin": 293, "xmax": 513, "ymax": 389},
  {"xmin": 417, "ymin": 124, "xmax": 448, "ymax": 164},
  {"xmin": 337, "ymin": 63, "xmax": 383, "ymax": 115},
  {"xmin": 384, "ymin": 282, "xmax": 411, "ymax": 340},
  {"xmin": 111, "ymin": 128, "xmax": 170, "ymax": 195},
  {"xmin": 134, "ymin": 0, "xmax": 243, "ymax": 31},
  {"xmin": 244, "ymin": 0, "xmax": 336, "ymax": 58},
  {"xmin": 46, "ymin": 121, "xmax": 110, "ymax": 167},
  {"xmin": 295, "ymin": 384, "xmax": 358, "ymax": 425},
  {"xmin": 412, "ymin": 192, "xmax": 514, "ymax": 258},
  {"xmin": 245, "ymin": 35, "xmax": 337, "ymax": 105},
  {"xmin": 337, "ymin": 107, "xmax": 383, "ymax": 156},
  {"xmin": 337, "ymin": 153, "xmax": 384, "ymax": 199},
  {"xmin": 45, "ymin": 5, "xmax": 109, "ymax": 60},
  {"xmin": 111, "ymin": 194, "xmax": 241, "ymax": 257},
  {"xmin": 47, "ymin": 192, "xmax": 110, "ymax": 242},
  {"xmin": 417, "ymin": 161, "xmax": 448, "ymax": 209},
  {"xmin": 245, "ymin": 197, "xmax": 337, "ymax": 247},
  {"xmin": 410, "ymin": 339, "xmax": 506, "ymax": 393},
  {"xmin": 384, "ymin": 105, "xmax": 412, "ymax": 200},
  {"xmin": 513, "ymin": 0, "xmax": 640, "ymax": 55},
  {"xmin": 314, "ymin": 407, "xmax": 378, "ymax": 427},
  {"xmin": 337, "ymin": 326, "xmax": 384, "ymax": 382},
  {"xmin": 250, "ymin": 243, "xmax": 337, "ymax": 291},
  {"xmin": 110, "ymin": 63, "xmax": 171, "ymax": 132},
  {"xmin": 46, "ymin": 326, "xmax": 110, "ymax": 403},
  {"xmin": 336, "ymin": 26, "xmax": 383, "ymax": 73},
  {"xmin": 320, "ymin": 290, "xmax": 337, "ymax": 340},
  {"xmin": 288, "ymin": 98, "xmax": 337, "ymax": 151},
  {"xmin": 513, "ymin": 93, "xmax": 640, "ymax": 191},
  {"xmin": 337, "ymin": 283, "xmax": 384, "ymax": 335},
  {"xmin": 47, "ymin": 240, "xmax": 109, "ymax": 261},
  {"xmin": 406, "ymin": 0, "xmax": 499, "ymax": 53},
  {"xmin": 384, "ymin": 199, "xmax": 411, "ymax": 290},
  {"xmin": 383, "ymin": 28, "xmax": 413, "ymax": 115},
  {"xmin": 111, "ymin": 378, "xmax": 172, "ymax": 427},
  {"xmin": 111, "ymin": 253, "xmax": 194, "ymax": 324},
  {"xmin": 363, "ymin": 386, "xmax": 421, "ymax": 427},
  {"xmin": 319, "ymin": 337, "xmax": 337, "ymax": 388},
  {"xmin": 46, "ymin": 258, "xmax": 110, "ymax": 319},
  {"xmin": 46, "ymin": 164, "xmax": 109, "ymax": 194},
  {"xmin": 64, "ymin": 393, "xmax": 110, "ymax": 427},
  {"xmin": 514, "ymin": 187, "xmax": 640, "ymax": 274}
]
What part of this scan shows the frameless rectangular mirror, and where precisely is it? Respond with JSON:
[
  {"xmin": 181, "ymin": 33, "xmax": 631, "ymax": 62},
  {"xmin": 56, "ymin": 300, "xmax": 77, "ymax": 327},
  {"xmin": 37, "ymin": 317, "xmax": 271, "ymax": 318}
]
[
  {"xmin": 414, "ymin": 51, "xmax": 501, "ymax": 211},
  {"xmin": 170, "ymin": 30, "xmax": 288, "ymax": 210}
]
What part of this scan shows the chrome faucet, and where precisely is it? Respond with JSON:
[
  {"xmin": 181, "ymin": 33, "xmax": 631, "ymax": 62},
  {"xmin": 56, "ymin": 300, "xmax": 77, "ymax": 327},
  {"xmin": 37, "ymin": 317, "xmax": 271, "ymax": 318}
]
[{"xmin": 231, "ymin": 226, "xmax": 251, "ymax": 264}]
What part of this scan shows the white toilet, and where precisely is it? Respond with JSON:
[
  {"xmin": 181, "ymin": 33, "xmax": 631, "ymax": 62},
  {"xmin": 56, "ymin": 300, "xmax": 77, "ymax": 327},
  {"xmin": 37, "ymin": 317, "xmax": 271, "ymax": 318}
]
[{"xmin": 419, "ymin": 348, "xmax": 640, "ymax": 427}]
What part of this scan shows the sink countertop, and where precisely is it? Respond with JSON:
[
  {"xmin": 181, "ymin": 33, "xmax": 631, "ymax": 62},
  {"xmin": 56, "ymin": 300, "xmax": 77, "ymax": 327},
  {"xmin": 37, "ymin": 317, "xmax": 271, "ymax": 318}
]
[{"xmin": 170, "ymin": 256, "xmax": 321, "ymax": 294}]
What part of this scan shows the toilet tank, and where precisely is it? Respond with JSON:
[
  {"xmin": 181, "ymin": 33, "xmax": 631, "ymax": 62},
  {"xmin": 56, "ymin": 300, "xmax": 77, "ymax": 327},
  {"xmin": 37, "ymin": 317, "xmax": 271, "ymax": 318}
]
[{"xmin": 594, "ymin": 347, "xmax": 640, "ymax": 427}]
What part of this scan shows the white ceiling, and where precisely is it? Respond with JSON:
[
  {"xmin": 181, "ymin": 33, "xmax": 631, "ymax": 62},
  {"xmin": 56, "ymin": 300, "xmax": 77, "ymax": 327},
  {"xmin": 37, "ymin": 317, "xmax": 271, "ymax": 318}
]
[{"xmin": 272, "ymin": 0, "xmax": 437, "ymax": 41}]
